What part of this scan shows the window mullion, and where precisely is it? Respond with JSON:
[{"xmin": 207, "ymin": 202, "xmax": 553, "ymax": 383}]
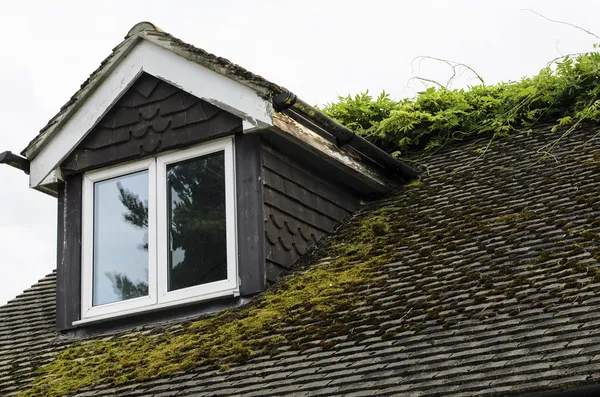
[
  {"xmin": 148, "ymin": 159, "xmax": 159, "ymax": 305},
  {"xmin": 155, "ymin": 156, "xmax": 168, "ymax": 304}
]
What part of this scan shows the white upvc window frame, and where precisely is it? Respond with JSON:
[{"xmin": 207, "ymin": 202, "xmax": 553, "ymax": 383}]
[
  {"xmin": 81, "ymin": 158, "xmax": 157, "ymax": 320},
  {"xmin": 156, "ymin": 139, "xmax": 238, "ymax": 306},
  {"xmin": 77, "ymin": 137, "xmax": 238, "ymax": 324}
]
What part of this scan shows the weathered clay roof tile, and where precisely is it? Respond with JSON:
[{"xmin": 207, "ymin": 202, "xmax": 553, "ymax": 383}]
[{"xmin": 3, "ymin": 124, "xmax": 600, "ymax": 396}]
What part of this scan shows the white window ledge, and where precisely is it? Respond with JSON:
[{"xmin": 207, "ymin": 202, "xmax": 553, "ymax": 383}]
[{"xmin": 73, "ymin": 288, "xmax": 240, "ymax": 326}]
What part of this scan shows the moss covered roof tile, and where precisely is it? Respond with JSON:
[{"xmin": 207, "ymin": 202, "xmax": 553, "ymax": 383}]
[{"xmin": 2, "ymin": 125, "xmax": 600, "ymax": 396}]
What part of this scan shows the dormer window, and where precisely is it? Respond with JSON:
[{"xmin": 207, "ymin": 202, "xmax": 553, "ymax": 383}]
[
  {"xmin": 11, "ymin": 23, "xmax": 413, "ymax": 330},
  {"xmin": 79, "ymin": 138, "xmax": 237, "ymax": 322}
]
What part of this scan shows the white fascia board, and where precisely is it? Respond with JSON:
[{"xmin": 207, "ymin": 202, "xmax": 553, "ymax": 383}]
[
  {"xmin": 41, "ymin": 169, "xmax": 61, "ymax": 186},
  {"xmin": 29, "ymin": 39, "xmax": 274, "ymax": 189},
  {"xmin": 140, "ymin": 40, "xmax": 273, "ymax": 130},
  {"xmin": 29, "ymin": 45, "xmax": 145, "ymax": 188},
  {"xmin": 23, "ymin": 37, "xmax": 140, "ymax": 160}
]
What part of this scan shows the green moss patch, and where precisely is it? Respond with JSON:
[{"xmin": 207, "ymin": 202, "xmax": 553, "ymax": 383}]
[
  {"xmin": 492, "ymin": 208, "xmax": 533, "ymax": 224},
  {"xmin": 19, "ymin": 129, "xmax": 600, "ymax": 396},
  {"xmin": 19, "ymin": 208, "xmax": 399, "ymax": 397},
  {"xmin": 405, "ymin": 180, "xmax": 423, "ymax": 188}
]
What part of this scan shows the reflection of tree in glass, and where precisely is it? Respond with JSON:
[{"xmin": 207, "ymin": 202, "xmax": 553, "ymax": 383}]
[
  {"xmin": 117, "ymin": 182, "xmax": 149, "ymax": 251},
  {"xmin": 115, "ymin": 153, "xmax": 227, "ymax": 294},
  {"xmin": 105, "ymin": 271, "xmax": 148, "ymax": 300},
  {"xmin": 167, "ymin": 153, "xmax": 227, "ymax": 290},
  {"xmin": 100, "ymin": 182, "xmax": 150, "ymax": 301}
]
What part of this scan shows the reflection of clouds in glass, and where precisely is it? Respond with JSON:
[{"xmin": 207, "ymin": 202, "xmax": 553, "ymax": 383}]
[
  {"xmin": 172, "ymin": 247, "xmax": 185, "ymax": 268},
  {"xmin": 93, "ymin": 171, "xmax": 149, "ymax": 306},
  {"xmin": 171, "ymin": 189, "xmax": 181, "ymax": 206},
  {"xmin": 169, "ymin": 187, "xmax": 185, "ymax": 269}
]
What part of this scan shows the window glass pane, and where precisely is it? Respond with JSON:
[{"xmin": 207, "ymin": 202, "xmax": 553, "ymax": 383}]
[
  {"xmin": 167, "ymin": 152, "xmax": 227, "ymax": 291},
  {"xmin": 93, "ymin": 171, "xmax": 149, "ymax": 306}
]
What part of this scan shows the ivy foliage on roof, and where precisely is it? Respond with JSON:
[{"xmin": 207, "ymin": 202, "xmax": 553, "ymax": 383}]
[{"xmin": 322, "ymin": 49, "xmax": 600, "ymax": 157}]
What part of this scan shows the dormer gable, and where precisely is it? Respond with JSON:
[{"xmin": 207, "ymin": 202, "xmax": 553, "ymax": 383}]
[
  {"xmin": 13, "ymin": 22, "xmax": 416, "ymax": 331},
  {"xmin": 62, "ymin": 73, "xmax": 242, "ymax": 173}
]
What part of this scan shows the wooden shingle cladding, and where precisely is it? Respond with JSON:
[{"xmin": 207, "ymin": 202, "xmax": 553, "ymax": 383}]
[
  {"xmin": 55, "ymin": 74, "xmax": 365, "ymax": 329},
  {"xmin": 261, "ymin": 145, "xmax": 361, "ymax": 282},
  {"xmin": 62, "ymin": 73, "xmax": 242, "ymax": 174}
]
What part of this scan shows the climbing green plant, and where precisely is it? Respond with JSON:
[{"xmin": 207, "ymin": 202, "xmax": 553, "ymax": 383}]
[{"xmin": 322, "ymin": 49, "xmax": 600, "ymax": 157}]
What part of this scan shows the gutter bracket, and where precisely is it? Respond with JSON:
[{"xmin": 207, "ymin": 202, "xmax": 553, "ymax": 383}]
[
  {"xmin": 335, "ymin": 130, "xmax": 356, "ymax": 147},
  {"xmin": 272, "ymin": 92, "xmax": 297, "ymax": 112}
]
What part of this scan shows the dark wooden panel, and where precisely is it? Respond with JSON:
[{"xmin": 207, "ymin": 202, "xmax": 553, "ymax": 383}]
[
  {"xmin": 235, "ymin": 134, "xmax": 265, "ymax": 296},
  {"xmin": 56, "ymin": 181, "xmax": 65, "ymax": 330},
  {"xmin": 62, "ymin": 73, "xmax": 242, "ymax": 173},
  {"xmin": 265, "ymin": 261, "xmax": 287, "ymax": 284},
  {"xmin": 264, "ymin": 205, "xmax": 325, "ymax": 269},
  {"xmin": 263, "ymin": 169, "xmax": 349, "ymax": 222},
  {"xmin": 262, "ymin": 148, "xmax": 360, "ymax": 212},
  {"xmin": 263, "ymin": 187, "xmax": 337, "ymax": 232},
  {"xmin": 56, "ymin": 175, "xmax": 82, "ymax": 330},
  {"xmin": 262, "ymin": 146, "xmax": 361, "ymax": 282}
]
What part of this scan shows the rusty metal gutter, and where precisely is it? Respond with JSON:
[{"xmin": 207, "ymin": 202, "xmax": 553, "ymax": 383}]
[{"xmin": 271, "ymin": 93, "xmax": 418, "ymax": 181}]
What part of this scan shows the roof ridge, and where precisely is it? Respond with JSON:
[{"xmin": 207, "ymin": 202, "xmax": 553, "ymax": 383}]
[{"xmin": 125, "ymin": 21, "xmax": 159, "ymax": 38}]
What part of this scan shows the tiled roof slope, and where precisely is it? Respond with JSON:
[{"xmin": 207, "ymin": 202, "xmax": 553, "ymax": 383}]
[
  {"xmin": 0, "ymin": 272, "xmax": 57, "ymax": 395},
  {"xmin": 4, "ymin": 125, "xmax": 600, "ymax": 396}
]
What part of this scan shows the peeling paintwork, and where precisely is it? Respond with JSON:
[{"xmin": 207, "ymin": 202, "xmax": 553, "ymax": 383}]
[
  {"xmin": 272, "ymin": 112, "xmax": 391, "ymax": 191},
  {"xmin": 204, "ymin": 98, "xmax": 272, "ymax": 130}
]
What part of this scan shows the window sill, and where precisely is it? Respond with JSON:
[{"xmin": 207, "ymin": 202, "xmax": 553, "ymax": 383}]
[{"xmin": 73, "ymin": 288, "xmax": 239, "ymax": 326}]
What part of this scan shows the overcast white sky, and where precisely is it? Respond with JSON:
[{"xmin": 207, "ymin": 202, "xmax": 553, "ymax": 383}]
[{"xmin": 0, "ymin": 0, "xmax": 598, "ymax": 305}]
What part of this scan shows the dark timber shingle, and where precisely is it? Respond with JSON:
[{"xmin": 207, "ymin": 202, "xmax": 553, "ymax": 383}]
[
  {"xmin": 3, "ymin": 125, "xmax": 600, "ymax": 396},
  {"xmin": 62, "ymin": 73, "xmax": 242, "ymax": 174},
  {"xmin": 262, "ymin": 145, "xmax": 361, "ymax": 282}
]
